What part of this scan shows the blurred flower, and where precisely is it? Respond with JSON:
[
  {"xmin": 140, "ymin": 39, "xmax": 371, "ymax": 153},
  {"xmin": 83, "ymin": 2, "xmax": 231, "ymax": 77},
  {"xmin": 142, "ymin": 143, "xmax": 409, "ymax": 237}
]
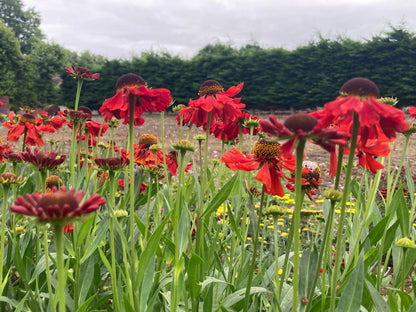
[
  {"xmin": 46, "ymin": 175, "xmax": 63, "ymax": 190},
  {"xmin": 165, "ymin": 150, "xmax": 192, "ymax": 176},
  {"xmin": 95, "ymin": 156, "xmax": 130, "ymax": 171},
  {"xmin": 20, "ymin": 147, "xmax": 66, "ymax": 171},
  {"xmin": 10, "ymin": 186, "xmax": 105, "ymax": 223},
  {"xmin": 99, "ymin": 73, "xmax": 172, "ymax": 126},
  {"xmin": 220, "ymin": 140, "xmax": 295, "ymax": 196},
  {"xmin": 65, "ymin": 65, "xmax": 100, "ymax": 80},
  {"xmin": 2, "ymin": 112, "xmax": 55, "ymax": 147},
  {"xmin": 0, "ymin": 172, "xmax": 24, "ymax": 186}
]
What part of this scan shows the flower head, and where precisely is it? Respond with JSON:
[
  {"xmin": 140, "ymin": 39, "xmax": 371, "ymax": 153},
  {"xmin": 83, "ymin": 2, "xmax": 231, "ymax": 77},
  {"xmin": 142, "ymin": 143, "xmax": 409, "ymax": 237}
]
[
  {"xmin": 99, "ymin": 73, "xmax": 172, "ymax": 126},
  {"xmin": 10, "ymin": 186, "xmax": 106, "ymax": 223},
  {"xmin": 221, "ymin": 140, "xmax": 295, "ymax": 196},
  {"xmin": 95, "ymin": 156, "xmax": 130, "ymax": 171},
  {"xmin": 65, "ymin": 65, "xmax": 100, "ymax": 80},
  {"xmin": 176, "ymin": 80, "xmax": 245, "ymax": 128},
  {"xmin": 0, "ymin": 172, "xmax": 24, "ymax": 186},
  {"xmin": 20, "ymin": 147, "xmax": 67, "ymax": 171},
  {"xmin": 310, "ymin": 77, "xmax": 409, "ymax": 145}
]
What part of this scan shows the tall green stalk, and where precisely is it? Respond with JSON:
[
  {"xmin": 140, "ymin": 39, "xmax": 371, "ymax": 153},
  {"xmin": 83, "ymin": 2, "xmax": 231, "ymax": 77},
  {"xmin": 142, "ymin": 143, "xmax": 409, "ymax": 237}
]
[
  {"xmin": 54, "ymin": 222, "xmax": 66, "ymax": 312},
  {"xmin": 243, "ymin": 184, "xmax": 266, "ymax": 312},
  {"xmin": 291, "ymin": 138, "xmax": 307, "ymax": 311},
  {"xmin": 329, "ymin": 113, "xmax": 360, "ymax": 311},
  {"xmin": 0, "ymin": 184, "xmax": 10, "ymax": 292},
  {"xmin": 127, "ymin": 96, "xmax": 137, "ymax": 309}
]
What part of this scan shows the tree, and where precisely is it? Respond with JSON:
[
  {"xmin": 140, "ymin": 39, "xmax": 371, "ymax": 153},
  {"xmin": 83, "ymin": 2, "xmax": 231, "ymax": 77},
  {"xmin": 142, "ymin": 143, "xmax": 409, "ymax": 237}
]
[
  {"xmin": 0, "ymin": 20, "xmax": 24, "ymax": 109},
  {"xmin": 0, "ymin": 0, "xmax": 43, "ymax": 54}
]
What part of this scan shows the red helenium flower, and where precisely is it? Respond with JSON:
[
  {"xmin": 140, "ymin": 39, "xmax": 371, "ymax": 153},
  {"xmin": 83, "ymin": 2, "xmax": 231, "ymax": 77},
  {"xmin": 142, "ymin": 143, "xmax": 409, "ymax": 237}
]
[
  {"xmin": 176, "ymin": 80, "xmax": 245, "ymax": 128},
  {"xmin": 220, "ymin": 140, "xmax": 295, "ymax": 196},
  {"xmin": 310, "ymin": 77, "xmax": 409, "ymax": 145},
  {"xmin": 10, "ymin": 186, "xmax": 106, "ymax": 222},
  {"xmin": 99, "ymin": 73, "xmax": 172, "ymax": 126}
]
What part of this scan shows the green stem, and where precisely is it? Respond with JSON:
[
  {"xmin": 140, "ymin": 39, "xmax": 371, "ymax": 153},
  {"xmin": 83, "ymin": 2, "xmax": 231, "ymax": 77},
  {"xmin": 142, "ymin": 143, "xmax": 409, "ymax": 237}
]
[
  {"xmin": 43, "ymin": 225, "xmax": 55, "ymax": 312},
  {"xmin": 292, "ymin": 138, "xmax": 307, "ymax": 311},
  {"xmin": 55, "ymin": 222, "xmax": 66, "ymax": 312},
  {"xmin": 74, "ymin": 79, "xmax": 83, "ymax": 111},
  {"xmin": 172, "ymin": 150, "xmax": 186, "ymax": 312},
  {"xmin": 243, "ymin": 184, "xmax": 266, "ymax": 312},
  {"xmin": 108, "ymin": 170, "xmax": 120, "ymax": 311},
  {"xmin": 128, "ymin": 96, "xmax": 137, "ymax": 309},
  {"xmin": 70, "ymin": 121, "xmax": 79, "ymax": 188},
  {"xmin": 401, "ymin": 248, "xmax": 407, "ymax": 312},
  {"xmin": 329, "ymin": 113, "xmax": 360, "ymax": 311},
  {"xmin": 0, "ymin": 185, "xmax": 10, "ymax": 292}
]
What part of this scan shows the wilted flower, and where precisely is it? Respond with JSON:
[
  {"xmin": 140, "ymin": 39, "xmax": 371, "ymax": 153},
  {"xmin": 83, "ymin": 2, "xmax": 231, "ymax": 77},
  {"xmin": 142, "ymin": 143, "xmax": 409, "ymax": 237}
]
[{"xmin": 10, "ymin": 186, "xmax": 106, "ymax": 223}]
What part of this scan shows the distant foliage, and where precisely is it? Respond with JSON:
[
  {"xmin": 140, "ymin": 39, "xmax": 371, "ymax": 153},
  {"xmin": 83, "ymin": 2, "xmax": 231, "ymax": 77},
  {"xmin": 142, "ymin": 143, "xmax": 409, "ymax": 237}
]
[{"xmin": 59, "ymin": 26, "xmax": 416, "ymax": 111}]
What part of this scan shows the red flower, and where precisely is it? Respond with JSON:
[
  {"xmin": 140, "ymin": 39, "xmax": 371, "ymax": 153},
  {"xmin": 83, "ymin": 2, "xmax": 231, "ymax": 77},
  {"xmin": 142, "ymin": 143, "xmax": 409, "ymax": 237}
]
[
  {"xmin": 38, "ymin": 112, "xmax": 67, "ymax": 131},
  {"xmin": 310, "ymin": 78, "xmax": 409, "ymax": 145},
  {"xmin": 65, "ymin": 65, "xmax": 100, "ymax": 80},
  {"xmin": 20, "ymin": 147, "xmax": 66, "ymax": 171},
  {"xmin": 2, "ymin": 112, "xmax": 55, "ymax": 147},
  {"xmin": 165, "ymin": 151, "xmax": 192, "ymax": 176},
  {"xmin": 176, "ymin": 80, "xmax": 245, "ymax": 128},
  {"xmin": 99, "ymin": 73, "xmax": 172, "ymax": 126},
  {"xmin": 220, "ymin": 140, "xmax": 295, "ymax": 196},
  {"xmin": 260, "ymin": 113, "xmax": 347, "ymax": 158},
  {"xmin": 11, "ymin": 186, "xmax": 106, "ymax": 222}
]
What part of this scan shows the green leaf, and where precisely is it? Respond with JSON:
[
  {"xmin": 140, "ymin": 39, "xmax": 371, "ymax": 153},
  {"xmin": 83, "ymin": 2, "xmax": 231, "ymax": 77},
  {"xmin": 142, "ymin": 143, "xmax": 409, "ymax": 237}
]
[
  {"xmin": 364, "ymin": 280, "xmax": 389, "ymax": 312},
  {"xmin": 298, "ymin": 248, "xmax": 318, "ymax": 311},
  {"xmin": 335, "ymin": 252, "xmax": 364, "ymax": 312},
  {"xmin": 80, "ymin": 219, "xmax": 109, "ymax": 264},
  {"xmin": 78, "ymin": 256, "xmax": 95, "ymax": 306},
  {"xmin": 395, "ymin": 187, "xmax": 409, "ymax": 237},
  {"xmin": 200, "ymin": 174, "xmax": 238, "ymax": 218},
  {"xmin": 221, "ymin": 287, "xmax": 269, "ymax": 309}
]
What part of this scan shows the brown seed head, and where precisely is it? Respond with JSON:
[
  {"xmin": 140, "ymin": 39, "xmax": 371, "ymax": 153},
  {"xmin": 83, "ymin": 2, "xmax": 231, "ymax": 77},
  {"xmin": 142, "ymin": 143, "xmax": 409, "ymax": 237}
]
[
  {"xmin": 283, "ymin": 113, "xmax": 318, "ymax": 133},
  {"xmin": 339, "ymin": 77, "xmax": 380, "ymax": 98},
  {"xmin": 198, "ymin": 80, "xmax": 224, "ymax": 96},
  {"xmin": 116, "ymin": 73, "xmax": 146, "ymax": 89}
]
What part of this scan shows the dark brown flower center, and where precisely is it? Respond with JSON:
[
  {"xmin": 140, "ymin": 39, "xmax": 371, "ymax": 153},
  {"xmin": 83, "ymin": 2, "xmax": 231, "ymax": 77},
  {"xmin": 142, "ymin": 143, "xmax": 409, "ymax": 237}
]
[
  {"xmin": 116, "ymin": 73, "xmax": 146, "ymax": 89},
  {"xmin": 284, "ymin": 113, "xmax": 318, "ymax": 133},
  {"xmin": 198, "ymin": 80, "xmax": 224, "ymax": 96},
  {"xmin": 38, "ymin": 192, "xmax": 78, "ymax": 211},
  {"xmin": 339, "ymin": 77, "xmax": 380, "ymax": 98},
  {"xmin": 19, "ymin": 114, "xmax": 36, "ymax": 125},
  {"xmin": 78, "ymin": 106, "xmax": 92, "ymax": 118},
  {"xmin": 138, "ymin": 134, "xmax": 158, "ymax": 147},
  {"xmin": 252, "ymin": 140, "xmax": 281, "ymax": 159}
]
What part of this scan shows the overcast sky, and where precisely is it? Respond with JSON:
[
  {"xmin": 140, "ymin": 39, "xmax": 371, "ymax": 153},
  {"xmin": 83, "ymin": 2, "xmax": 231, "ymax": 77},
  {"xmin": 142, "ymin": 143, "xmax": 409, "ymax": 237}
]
[{"xmin": 23, "ymin": 0, "xmax": 416, "ymax": 60}]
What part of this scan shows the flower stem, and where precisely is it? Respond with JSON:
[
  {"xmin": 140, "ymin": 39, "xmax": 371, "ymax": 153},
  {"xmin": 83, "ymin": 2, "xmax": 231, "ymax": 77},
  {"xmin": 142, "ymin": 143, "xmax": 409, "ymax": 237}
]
[
  {"xmin": 74, "ymin": 79, "xmax": 83, "ymax": 111},
  {"xmin": 330, "ymin": 113, "xmax": 360, "ymax": 311},
  {"xmin": 54, "ymin": 222, "xmax": 66, "ymax": 312},
  {"xmin": 43, "ymin": 225, "xmax": 55, "ymax": 312},
  {"xmin": 292, "ymin": 138, "xmax": 307, "ymax": 311},
  {"xmin": 0, "ymin": 185, "xmax": 10, "ymax": 293},
  {"xmin": 243, "ymin": 184, "xmax": 266, "ymax": 312},
  {"xmin": 128, "ymin": 96, "xmax": 137, "ymax": 309}
]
